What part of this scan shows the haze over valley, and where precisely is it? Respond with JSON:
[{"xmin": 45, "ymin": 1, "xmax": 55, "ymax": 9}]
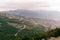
[{"xmin": 2, "ymin": 9, "xmax": 60, "ymax": 20}]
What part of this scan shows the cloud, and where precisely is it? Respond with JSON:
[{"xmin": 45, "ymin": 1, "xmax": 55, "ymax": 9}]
[
  {"xmin": 0, "ymin": 0, "xmax": 49, "ymax": 11},
  {"xmin": 0, "ymin": 0, "xmax": 60, "ymax": 11}
]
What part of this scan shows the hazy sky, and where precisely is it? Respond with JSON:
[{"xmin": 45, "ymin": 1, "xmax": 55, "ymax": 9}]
[{"xmin": 0, "ymin": 0, "xmax": 60, "ymax": 11}]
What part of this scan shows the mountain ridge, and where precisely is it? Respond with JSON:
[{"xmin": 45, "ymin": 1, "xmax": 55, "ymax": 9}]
[{"xmin": 1, "ymin": 9, "xmax": 60, "ymax": 20}]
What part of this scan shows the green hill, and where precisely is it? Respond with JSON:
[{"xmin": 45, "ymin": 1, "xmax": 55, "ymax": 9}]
[{"xmin": 0, "ymin": 13, "xmax": 45, "ymax": 40}]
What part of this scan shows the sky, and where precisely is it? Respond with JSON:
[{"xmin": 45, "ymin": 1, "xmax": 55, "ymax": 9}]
[{"xmin": 0, "ymin": 0, "xmax": 60, "ymax": 11}]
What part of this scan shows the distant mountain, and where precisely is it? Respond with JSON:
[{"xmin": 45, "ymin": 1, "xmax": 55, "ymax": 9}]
[{"xmin": 2, "ymin": 9, "xmax": 60, "ymax": 20}]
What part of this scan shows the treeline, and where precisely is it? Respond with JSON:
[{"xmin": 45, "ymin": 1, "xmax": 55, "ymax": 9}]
[
  {"xmin": 13, "ymin": 28, "xmax": 60, "ymax": 40},
  {"xmin": 1, "ymin": 28, "xmax": 60, "ymax": 40}
]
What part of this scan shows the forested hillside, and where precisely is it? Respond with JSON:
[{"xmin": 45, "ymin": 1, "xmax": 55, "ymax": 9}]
[{"xmin": 0, "ymin": 13, "xmax": 45, "ymax": 40}]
